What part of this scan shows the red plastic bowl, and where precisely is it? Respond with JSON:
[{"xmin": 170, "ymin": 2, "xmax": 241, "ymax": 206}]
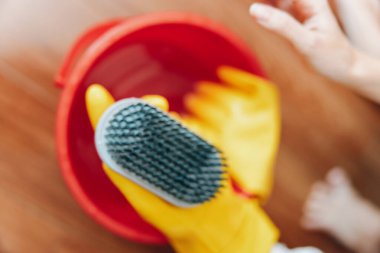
[{"xmin": 55, "ymin": 12, "xmax": 266, "ymax": 244}]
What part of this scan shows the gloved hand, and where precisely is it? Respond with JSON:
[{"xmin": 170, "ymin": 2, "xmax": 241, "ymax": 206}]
[
  {"xmin": 85, "ymin": 84, "xmax": 279, "ymax": 253},
  {"xmin": 184, "ymin": 66, "xmax": 280, "ymax": 200}
]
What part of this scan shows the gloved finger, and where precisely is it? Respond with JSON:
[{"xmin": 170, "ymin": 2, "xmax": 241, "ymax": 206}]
[
  {"xmin": 85, "ymin": 84, "xmax": 115, "ymax": 129},
  {"xmin": 217, "ymin": 66, "xmax": 278, "ymax": 98},
  {"xmin": 141, "ymin": 95, "xmax": 169, "ymax": 112},
  {"xmin": 141, "ymin": 95, "xmax": 185, "ymax": 124},
  {"xmin": 196, "ymin": 81, "xmax": 244, "ymax": 108},
  {"xmin": 184, "ymin": 93, "xmax": 227, "ymax": 129},
  {"xmin": 249, "ymin": 3, "xmax": 314, "ymax": 53}
]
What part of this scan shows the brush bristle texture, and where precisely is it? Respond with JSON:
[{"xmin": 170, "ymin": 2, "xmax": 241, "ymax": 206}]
[{"xmin": 101, "ymin": 99, "xmax": 225, "ymax": 207}]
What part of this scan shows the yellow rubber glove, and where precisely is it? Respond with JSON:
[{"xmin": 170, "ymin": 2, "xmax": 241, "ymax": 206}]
[
  {"xmin": 85, "ymin": 84, "xmax": 279, "ymax": 253},
  {"xmin": 184, "ymin": 66, "xmax": 280, "ymax": 200}
]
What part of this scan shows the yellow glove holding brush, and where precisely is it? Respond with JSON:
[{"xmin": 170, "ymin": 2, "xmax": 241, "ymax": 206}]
[{"xmin": 86, "ymin": 78, "xmax": 278, "ymax": 253}]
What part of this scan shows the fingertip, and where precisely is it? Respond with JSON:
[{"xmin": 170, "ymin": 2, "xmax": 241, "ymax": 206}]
[
  {"xmin": 195, "ymin": 80, "xmax": 225, "ymax": 96},
  {"xmin": 249, "ymin": 3, "xmax": 271, "ymax": 22},
  {"xmin": 217, "ymin": 65, "xmax": 270, "ymax": 91},
  {"xmin": 85, "ymin": 84, "xmax": 115, "ymax": 129},
  {"xmin": 326, "ymin": 167, "xmax": 349, "ymax": 185},
  {"xmin": 217, "ymin": 65, "xmax": 241, "ymax": 84},
  {"xmin": 217, "ymin": 65, "xmax": 238, "ymax": 77},
  {"xmin": 86, "ymin": 84, "xmax": 111, "ymax": 103},
  {"xmin": 250, "ymin": 3, "xmax": 314, "ymax": 52},
  {"xmin": 141, "ymin": 95, "xmax": 169, "ymax": 112},
  {"xmin": 196, "ymin": 80, "xmax": 219, "ymax": 90}
]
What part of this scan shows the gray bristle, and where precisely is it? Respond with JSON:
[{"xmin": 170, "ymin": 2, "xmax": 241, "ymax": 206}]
[{"xmin": 99, "ymin": 99, "xmax": 226, "ymax": 207}]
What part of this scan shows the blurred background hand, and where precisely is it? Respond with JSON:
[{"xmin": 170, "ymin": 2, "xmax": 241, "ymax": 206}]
[{"xmin": 250, "ymin": 0, "xmax": 380, "ymax": 103}]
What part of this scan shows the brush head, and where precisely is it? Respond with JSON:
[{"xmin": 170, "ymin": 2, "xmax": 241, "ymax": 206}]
[{"xmin": 95, "ymin": 98, "xmax": 226, "ymax": 207}]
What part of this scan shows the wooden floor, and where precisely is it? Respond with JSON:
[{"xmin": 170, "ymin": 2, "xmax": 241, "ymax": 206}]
[{"xmin": 1, "ymin": 0, "xmax": 380, "ymax": 252}]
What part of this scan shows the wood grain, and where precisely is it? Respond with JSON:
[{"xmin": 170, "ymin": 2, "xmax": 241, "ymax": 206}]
[{"xmin": 1, "ymin": 0, "xmax": 380, "ymax": 252}]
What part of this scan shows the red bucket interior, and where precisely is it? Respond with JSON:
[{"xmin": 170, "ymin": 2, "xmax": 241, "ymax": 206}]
[{"xmin": 64, "ymin": 20, "xmax": 264, "ymax": 244}]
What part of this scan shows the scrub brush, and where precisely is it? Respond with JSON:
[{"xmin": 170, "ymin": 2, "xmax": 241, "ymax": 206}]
[
  {"xmin": 95, "ymin": 98, "xmax": 226, "ymax": 207},
  {"xmin": 87, "ymin": 84, "xmax": 279, "ymax": 253}
]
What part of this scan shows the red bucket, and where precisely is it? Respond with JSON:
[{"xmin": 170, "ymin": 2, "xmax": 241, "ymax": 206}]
[{"xmin": 55, "ymin": 12, "xmax": 266, "ymax": 244}]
